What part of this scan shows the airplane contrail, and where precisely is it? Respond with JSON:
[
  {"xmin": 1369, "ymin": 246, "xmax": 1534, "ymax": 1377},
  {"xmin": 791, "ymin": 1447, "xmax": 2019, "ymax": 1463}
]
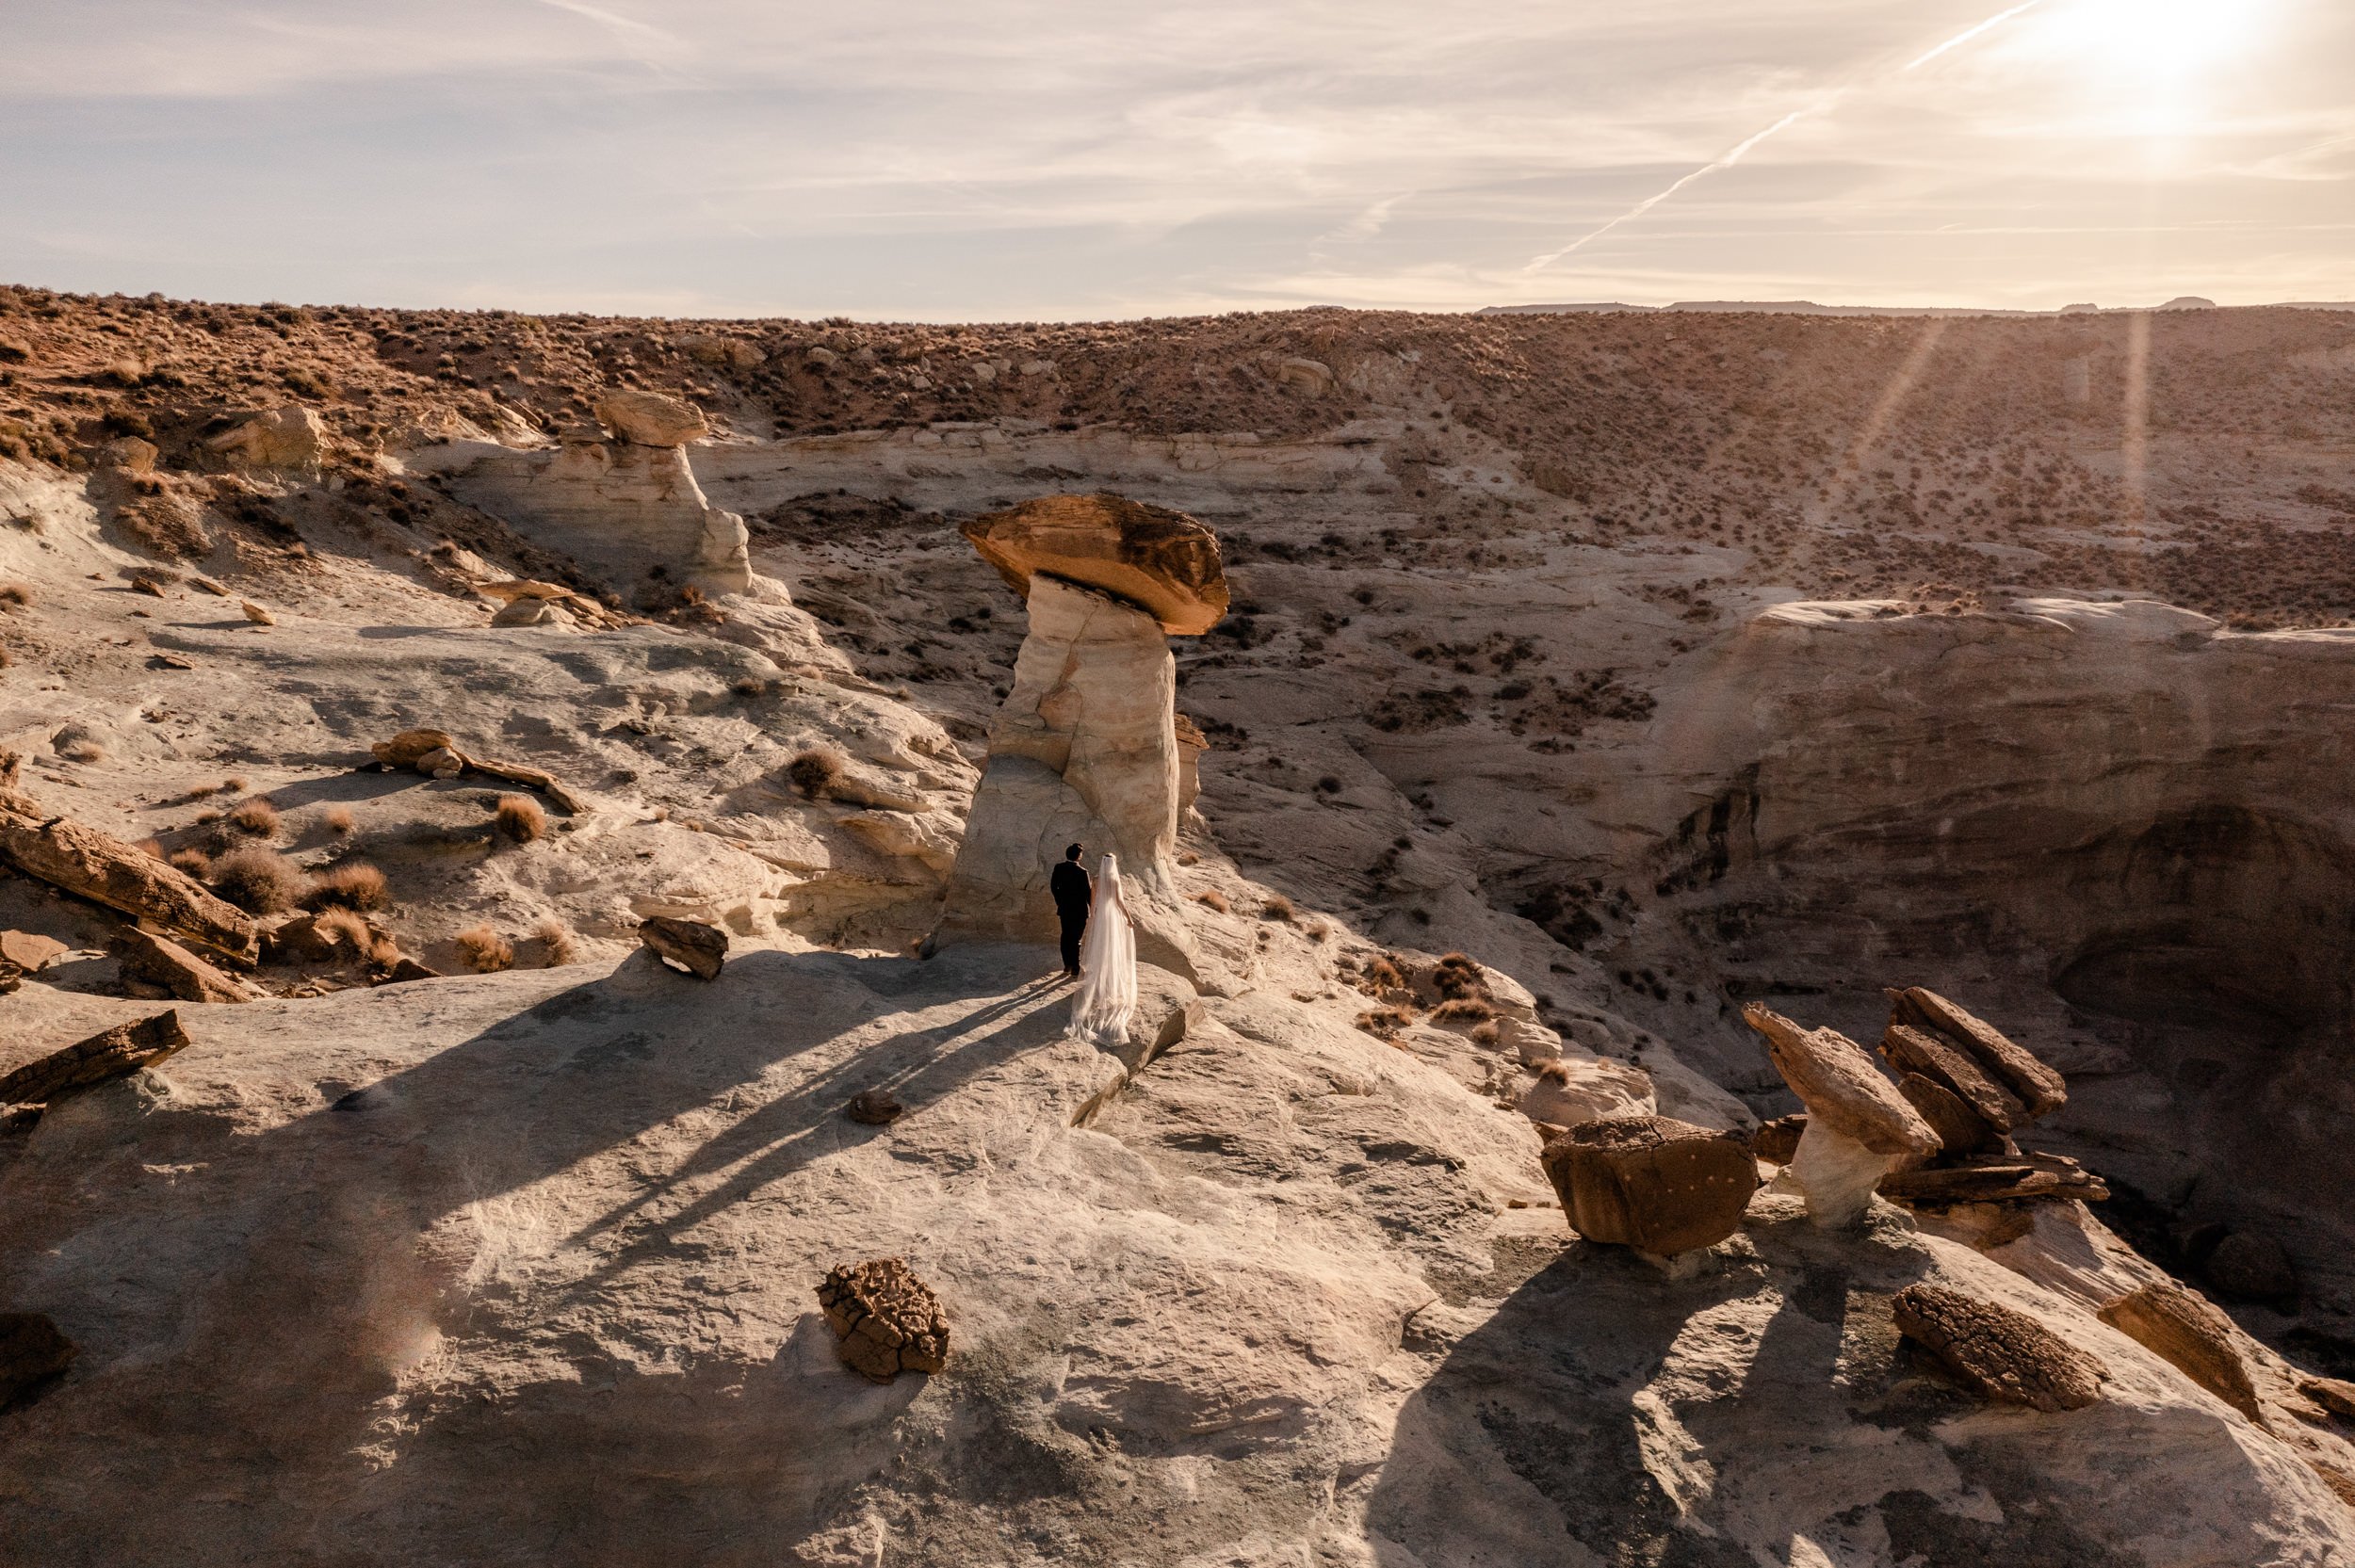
[{"xmin": 1523, "ymin": 0, "xmax": 2053, "ymax": 274}]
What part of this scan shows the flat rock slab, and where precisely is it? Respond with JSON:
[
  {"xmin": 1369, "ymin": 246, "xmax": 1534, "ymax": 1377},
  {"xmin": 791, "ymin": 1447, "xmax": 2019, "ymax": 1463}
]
[
  {"xmin": 109, "ymin": 929, "xmax": 252, "ymax": 1005},
  {"xmin": 638, "ymin": 915, "xmax": 728, "ymax": 979},
  {"xmin": 1889, "ymin": 987, "xmax": 2066, "ymax": 1118},
  {"xmin": 2098, "ymin": 1284, "xmax": 2260, "ymax": 1419},
  {"xmin": 0, "ymin": 1010, "xmax": 189, "ymax": 1105},
  {"xmin": 1894, "ymin": 1282, "xmax": 2105, "ymax": 1412}
]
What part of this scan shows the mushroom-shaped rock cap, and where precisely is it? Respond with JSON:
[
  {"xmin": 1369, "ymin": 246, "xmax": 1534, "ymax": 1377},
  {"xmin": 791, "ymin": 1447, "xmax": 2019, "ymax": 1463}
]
[
  {"xmin": 593, "ymin": 389, "xmax": 709, "ymax": 447},
  {"xmin": 961, "ymin": 493, "xmax": 1228, "ymax": 636},
  {"xmin": 1743, "ymin": 1003, "xmax": 1938, "ymax": 1157}
]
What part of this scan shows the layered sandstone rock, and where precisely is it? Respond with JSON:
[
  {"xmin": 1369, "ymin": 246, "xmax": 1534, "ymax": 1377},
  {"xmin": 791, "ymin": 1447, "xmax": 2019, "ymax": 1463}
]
[
  {"xmin": 593, "ymin": 389, "xmax": 709, "ymax": 448},
  {"xmin": 934, "ymin": 575, "xmax": 1200, "ymax": 976},
  {"xmin": 1893, "ymin": 1283, "xmax": 2105, "ymax": 1412},
  {"xmin": 2099, "ymin": 1283, "xmax": 2261, "ymax": 1420},
  {"xmin": 200, "ymin": 406, "xmax": 324, "ymax": 470},
  {"xmin": 960, "ymin": 493, "xmax": 1227, "ymax": 636}
]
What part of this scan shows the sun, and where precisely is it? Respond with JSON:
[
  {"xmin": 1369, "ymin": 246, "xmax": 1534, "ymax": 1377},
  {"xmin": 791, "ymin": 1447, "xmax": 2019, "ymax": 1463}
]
[{"xmin": 2014, "ymin": 0, "xmax": 2279, "ymax": 137}]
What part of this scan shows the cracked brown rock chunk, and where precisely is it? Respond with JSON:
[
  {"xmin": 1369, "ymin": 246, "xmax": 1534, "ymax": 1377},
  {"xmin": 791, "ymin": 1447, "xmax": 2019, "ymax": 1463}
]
[
  {"xmin": 818, "ymin": 1259, "xmax": 950, "ymax": 1383},
  {"xmin": 0, "ymin": 1010, "xmax": 191, "ymax": 1106},
  {"xmin": 1745, "ymin": 1005, "xmax": 1937, "ymax": 1156},
  {"xmin": 1895, "ymin": 1072, "xmax": 2006, "ymax": 1156},
  {"xmin": 0, "ymin": 1313, "xmax": 75, "ymax": 1407},
  {"xmin": 1882, "ymin": 1023, "xmax": 2023, "ymax": 1133},
  {"xmin": 2300, "ymin": 1377, "xmax": 2355, "ymax": 1420},
  {"xmin": 2097, "ymin": 1284, "xmax": 2260, "ymax": 1420},
  {"xmin": 639, "ymin": 915, "xmax": 728, "ymax": 979},
  {"xmin": 1892, "ymin": 1283, "xmax": 2104, "ymax": 1412},
  {"xmin": 960, "ymin": 493, "xmax": 1228, "ymax": 637},
  {"xmin": 1540, "ymin": 1114, "xmax": 1758, "ymax": 1258},
  {"xmin": 1877, "ymin": 1152, "xmax": 2107, "ymax": 1207},
  {"xmin": 109, "ymin": 928, "xmax": 252, "ymax": 1004},
  {"xmin": 0, "ymin": 787, "xmax": 259, "ymax": 962},
  {"xmin": 1888, "ymin": 986, "xmax": 2066, "ymax": 1118}
]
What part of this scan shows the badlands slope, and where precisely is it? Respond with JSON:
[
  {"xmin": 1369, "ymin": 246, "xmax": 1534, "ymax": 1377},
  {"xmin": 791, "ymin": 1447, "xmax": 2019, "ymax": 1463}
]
[{"xmin": 3, "ymin": 284, "xmax": 2355, "ymax": 1562}]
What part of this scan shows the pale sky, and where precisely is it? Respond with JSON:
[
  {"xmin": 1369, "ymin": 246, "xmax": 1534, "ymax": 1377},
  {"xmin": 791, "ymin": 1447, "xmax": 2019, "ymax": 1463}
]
[{"xmin": 3, "ymin": 0, "xmax": 2349, "ymax": 319}]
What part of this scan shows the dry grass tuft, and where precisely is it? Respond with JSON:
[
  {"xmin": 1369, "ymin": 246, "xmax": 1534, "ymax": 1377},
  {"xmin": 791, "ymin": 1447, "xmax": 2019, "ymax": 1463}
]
[
  {"xmin": 1354, "ymin": 1004, "xmax": 1417, "ymax": 1039},
  {"xmin": 454, "ymin": 924, "xmax": 514, "ymax": 973},
  {"xmin": 1470, "ymin": 1020, "xmax": 1501, "ymax": 1046},
  {"xmin": 1432, "ymin": 952, "xmax": 1488, "ymax": 1001},
  {"xmin": 133, "ymin": 837, "xmax": 166, "ymax": 860},
  {"xmin": 228, "ymin": 798, "xmax": 281, "ymax": 837},
  {"xmin": 315, "ymin": 907, "xmax": 398, "ymax": 967},
  {"xmin": 1191, "ymin": 889, "xmax": 1230, "ymax": 913},
  {"xmin": 494, "ymin": 794, "xmax": 546, "ymax": 843},
  {"xmin": 306, "ymin": 861, "xmax": 389, "ymax": 912},
  {"xmin": 168, "ymin": 846, "xmax": 212, "ymax": 879},
  {"xmin": 323, "ymin": 805, "xmax": 356, "ymax": 834},
  {"xmin": 786, "ymin": 747, "xmax": 844, "ymax": 800},
  {"xmin": 1362, "ymin": 954, "xmax": 1406, "ymax": 992},
  {"xmin": 223, "ymin": 775, "xmax": 249, "ymax": 792},
  {"xmin": 1260, "ymin": 894, "xmax": 1297, "ymax": 923},
  {"xmin": 533, "ymin": 914, "xmax": 579, "ymax": 967},
  {"xmin": 58, "ymin": 737, "xmax": 105, "ymax": 764},
  {"xmin": 0, "ymin": 583, "xmax": 32, "ymax": 609},
  {"xmin": 1432, "ymin": 996, "xmax": 1500, "ymax": 1025},
  {"xmin": 210, "ymin": 846, "xmax": 305, "ymax": 913}
]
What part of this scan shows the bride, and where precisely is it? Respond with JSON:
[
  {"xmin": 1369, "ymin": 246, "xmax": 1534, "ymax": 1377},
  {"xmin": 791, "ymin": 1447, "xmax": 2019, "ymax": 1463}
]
[{"xmin": 1066, "ymin": 852, "xmax": 1138, "ymax": 1048}]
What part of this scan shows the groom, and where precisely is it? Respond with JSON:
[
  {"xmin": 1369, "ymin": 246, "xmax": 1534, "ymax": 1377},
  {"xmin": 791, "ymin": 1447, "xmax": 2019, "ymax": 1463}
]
[{"xmin": 1050, "ymin": 843, "xmax": 1091, "ymax": 978}]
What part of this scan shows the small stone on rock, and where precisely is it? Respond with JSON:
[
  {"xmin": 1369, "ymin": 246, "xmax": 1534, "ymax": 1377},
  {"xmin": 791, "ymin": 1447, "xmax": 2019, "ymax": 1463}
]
[
  {"xmin": 846, "ymin": 1089, "xmax": 903, "ymax": 1125},
  {"xmin": 817, "ymin": 1258, "xmax": 949, "ymax": 1383},
  {"xmin": 638, "ymin": 915, "xmax": 728, "ymax": 980}
]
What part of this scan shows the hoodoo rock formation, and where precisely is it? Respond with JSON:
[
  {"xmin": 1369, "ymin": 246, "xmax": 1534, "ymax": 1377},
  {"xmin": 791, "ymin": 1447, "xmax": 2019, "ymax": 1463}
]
[{"xmin": 933, "ymin": 494, "xmax": 1225, "ymax": 978}]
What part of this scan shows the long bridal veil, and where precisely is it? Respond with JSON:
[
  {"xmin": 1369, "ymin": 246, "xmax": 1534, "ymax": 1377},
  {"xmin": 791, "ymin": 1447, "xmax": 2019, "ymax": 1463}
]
[{"xmin": 1067, "ymin": 852, "xmax": 1138, "ymax": 1047}]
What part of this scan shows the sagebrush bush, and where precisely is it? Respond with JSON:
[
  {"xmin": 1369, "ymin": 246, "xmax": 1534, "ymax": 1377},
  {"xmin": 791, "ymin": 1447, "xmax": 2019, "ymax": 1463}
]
[
  {"xmin": 454, "ymin": 924, "xmax": 513, "ymax": 973},
  {"xmin": 786, "ymin": 747, "xmax": 844, "ymax": 799},
  {"xmin": 1432, "ymin": 997, "xmax": 1500, "ymax": 1025},
  {"xmin": 323, "ymin": 805, "xmax": 356, "ymax": 834},
  {"xmin": 1191, "ymin": 889, "xmax": 1230, "ymax": 913},
  {"xmin": 1260, "ymin": 894, "xmax": 1296, "ymax": 923},
  {"xmin": 168, "ymin": 846, "xmax": 212, "ymax": 879},
  {"xmin": 228, "ymin": 798, "xmax": 280, "ymax": 837},
  {"xmin": 306, "ymin": 861, "xmax": 388, "ymax": 912},
  {"xmin": 494, "ymin": 794, "xmax": 546, "ymax": 843},
  {"xmin": 1354, "ymin": 1005, "xmax": 1416, "ymax": 1040},
  {"xmin": 210, "ymin": 846, "xmax": 304, "ymax": 913},
  {"xmin": 533, "ymin": 914, "xmax": 579, "ymax": 967}
]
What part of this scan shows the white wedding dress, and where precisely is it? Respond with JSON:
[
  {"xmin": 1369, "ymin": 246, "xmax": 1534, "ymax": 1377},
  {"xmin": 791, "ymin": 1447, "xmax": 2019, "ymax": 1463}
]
[{"xmin": 1066, "ymin": 853, "xmax": 1138, "ymax": 1048}]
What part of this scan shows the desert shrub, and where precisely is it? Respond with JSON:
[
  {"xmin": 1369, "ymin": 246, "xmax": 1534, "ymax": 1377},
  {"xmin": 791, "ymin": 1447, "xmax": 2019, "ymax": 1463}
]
[
  {"xmin": 1432, "ymin": 952, "xmax": 1488, "ymax": 1000},
  {"xmin": 1261, "ymin": 894, "xmax": 1296, "ymax": 923},
  {"xmin": 533, "ymin": 914, "xmax": 579, "ymax": 967},
  {"xmin": 168, "ymin": 847, "xmax": 211, "ymax": 878},
  {"xmin": 454, "ymin": 924, "xmax": 513, "ymax": 973},
  {"xmin": 306, "ymin": 861, "xmax": 388, "ymax": 912},
  {"xmin": 228, "ymin": 798, "xmax": 280, "ymax": 837},
  {"xmin": 1304, "ymin": 921, "xmax": 1329, "ymax": 943},
  {"xmin": 1191, "ymin": 889, "xmax": 1230, "ymax": 913},
  {"xmin": 315, "ymin": 907, "xmax": 398, "ymax": 967},
  {"xmin": 1363, "ymin": 954, "xmax": 1405, "ymax": 991},
  {"xmin": 324, "ymin": 805, "xmax": 355, "ymax": 834},
  {"xmin": 57, "ymin": 737, "xmax": 105, "ymax": 764},
  {"xmin": 1470, "ymin": 1020, "xmax": 1501, "ymax": 1046},
  {"xmin": 1354, "ymin": 1005, "xmax": 1416, "ymax": 1039},
  {"xmin": 494, "ymin": 794, "xmax": 546, "ymax": 843},
  {"xmin": 1432, "ymin": 996, "xmax": 1500, "ymax": 1025},
  {"xmin": 223, "ymin": 774, "xmax": 249, "ymax": 792},
  {"xmin": 210, "ymin": 847, "xmax": 305, "ymax": 913},
  {"xmin": 0, "ymin": 582, "xmax": 32, "ymax": 609},
  {"xmin": 786, "ymin": 747, "xmax": 843, "ymax": 799},
  {"xmin": 133, "ymin": 836, "xmax": 165, "ymax": 860}
]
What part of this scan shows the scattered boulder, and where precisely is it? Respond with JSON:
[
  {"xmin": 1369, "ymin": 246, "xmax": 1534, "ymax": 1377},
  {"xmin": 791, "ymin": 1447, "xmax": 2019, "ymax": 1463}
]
[
  {"xmin": 1275, "ymin": 357, "xmax": 1335, "ymax": 396},
  {"xmin": 639, "ymin": 915, "xmax": 727, "ymax": 979},
  {"xmin": 0, "ymin": 930, "xmax": 67, "ymax": 971},
  {"xmin": 1539, "ymin": 1114, "xmax": 1758, "ymax": 1258},
  {"xmin": 0, "ymin": 1010, "xmax": 190, "ymax": 1105},
  {"xmin": 2203, "ymin": 1232, "xmax": 2298, "ymax": 1304},
  {"xmin": 108, "ymin": 928, "xmax": 252, "ymax": 1004},
  {"xmin": 372, "ymin": 729, "xmax": 458, "ymax": 769},
  {"xmin": 846, "ymin": 1089, "xmax": 903, "ymax": 1125},
  {"xmin": 817, "ymin": 1259, "xmax": 950, "ymax": 1383},
  {"xmin": 2098, "ymin": 1284, "xmax": 2261, "ymax": 1420},
  {"xmin": 380, "ymin": 957, "xmax": 443, "ymax": 986},
  {"xmin": 202, "ymin": 405, "xmax": 324, "ymax": 470},
  {"xmin": 1892, "ymin": 1283, "xmax": 2105, "ymax": 1413},
  {"xmin": 490, "ymin": 597, "xmax": 556, "ymax": 627},
  {"xmin": 1888, "ymin": 986, "xmax": 2066, "ymax": 1118},
  {"xmin": 959, "ymin": 493, "xmax": 1228, "ymax": 636},
  {"xmin": 1749, "ymin": 1113, "xmax": 1806, "ymax": 1166},
  {"xmin": 0, "ymin": 1313, "xmax": 75, "ymax": 1407},
  {"xmin": 593, "ymin": 389, "xmax": 708, "ymax": 448},
  {"xmin": 1743, "ymin": 1003, "xmax": 1936, "ymax": 1226},
  {"xmin": 241, "ymin": 601, "xmax": 275, "ymax": 626},
  {"xmin": 0, "ymin": 787, "xmax": 259, "ymax": 962}
]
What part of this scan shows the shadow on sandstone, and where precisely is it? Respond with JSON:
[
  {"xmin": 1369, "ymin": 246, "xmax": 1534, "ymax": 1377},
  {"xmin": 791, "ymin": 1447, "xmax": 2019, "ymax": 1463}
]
[
  {"xmin": 0, "ymin": 941, "xmax": 1069, "ymax": 1565},
  {"xmin": 1364, "ymin": 1211, "xmax": 2287, "ymax": 1568}
]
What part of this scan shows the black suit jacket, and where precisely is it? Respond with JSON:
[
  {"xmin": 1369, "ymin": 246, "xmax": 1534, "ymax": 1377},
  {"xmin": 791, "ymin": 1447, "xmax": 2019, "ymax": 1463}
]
[{"xmin": 1049, "ymin": 860, "xmax": 1092, "ymax": 919}]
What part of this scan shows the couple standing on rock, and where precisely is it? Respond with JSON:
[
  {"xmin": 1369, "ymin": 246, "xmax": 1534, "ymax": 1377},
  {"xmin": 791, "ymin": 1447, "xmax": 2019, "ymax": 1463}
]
[{"xmin": 1053, "ymin": 843, "xmax": 1136, "ymax": 1048}]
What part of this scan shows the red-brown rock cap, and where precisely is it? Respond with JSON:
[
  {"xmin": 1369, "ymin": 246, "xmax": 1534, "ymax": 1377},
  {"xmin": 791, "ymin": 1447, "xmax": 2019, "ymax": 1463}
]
[{"xmin": 961, "ymin": 492, "xmax": 1228, "ymax": 636}]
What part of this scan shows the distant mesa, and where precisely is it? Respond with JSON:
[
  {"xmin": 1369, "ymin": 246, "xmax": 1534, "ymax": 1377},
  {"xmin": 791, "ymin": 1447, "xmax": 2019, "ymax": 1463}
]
[
  {"xmin": 2059, "ymin": 302, "xmax": 2101, "ymax": 314},
  {"xmin": 960, "ymin": 493, "xmax": 1227, "ymax": 637},
  {"xmin": 1473, "ymin": 301, "xmax": 1657, "ymax": 315},
  {"xmin": 2158, "ymin": 296, "xmax": 2218, "ymax": 311}
]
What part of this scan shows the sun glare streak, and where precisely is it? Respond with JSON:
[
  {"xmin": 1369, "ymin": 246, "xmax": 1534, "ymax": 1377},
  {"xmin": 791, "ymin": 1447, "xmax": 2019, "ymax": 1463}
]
[
  {"xmin": 2121, "ymin": 309, "xmax": 2152, "ymax": 526},
  {"xmin": 1827, "ymin": 320, "xmax": 1949, "ymax": 517}
]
